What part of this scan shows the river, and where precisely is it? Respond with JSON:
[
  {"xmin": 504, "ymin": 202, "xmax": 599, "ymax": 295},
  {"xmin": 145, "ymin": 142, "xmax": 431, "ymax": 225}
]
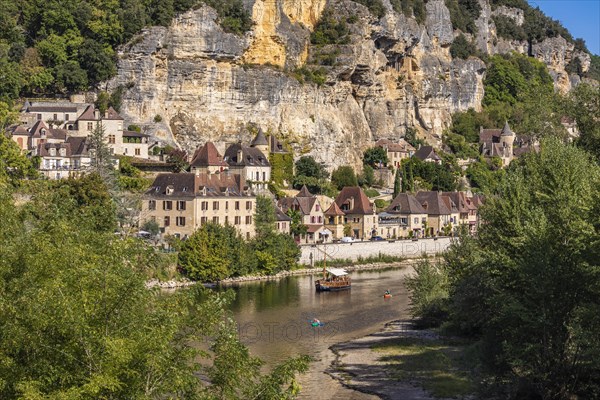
[{"xmin": 220, "ymin": 266, "xmax": 415, "ymax": 399}]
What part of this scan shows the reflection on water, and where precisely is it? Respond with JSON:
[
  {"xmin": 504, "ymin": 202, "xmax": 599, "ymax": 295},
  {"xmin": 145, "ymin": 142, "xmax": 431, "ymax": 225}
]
[{"xmin": 218, "ymin": 267, "xmax": 415, "ymax": 399}]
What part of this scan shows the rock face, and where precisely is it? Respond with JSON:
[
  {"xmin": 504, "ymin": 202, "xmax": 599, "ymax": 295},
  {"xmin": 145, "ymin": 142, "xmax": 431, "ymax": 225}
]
[{"xmin": 109, "ymin": 0, "xmax": 585, "ymax": 170}]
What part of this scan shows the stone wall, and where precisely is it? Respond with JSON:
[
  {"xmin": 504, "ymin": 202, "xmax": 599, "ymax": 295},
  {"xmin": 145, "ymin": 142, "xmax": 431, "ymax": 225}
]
[{"xmin": 299, "ymin": 237, "xmax": 452, "ymax": 265}]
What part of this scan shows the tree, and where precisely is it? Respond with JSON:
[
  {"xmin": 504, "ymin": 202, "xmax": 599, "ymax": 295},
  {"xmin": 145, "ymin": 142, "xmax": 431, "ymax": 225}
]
[
  {"xmin": 0, "ymin": 130, "xmax": 38, "ymax": 185},
  {"xmin": 331, "ymin": 165, "xmax": 358, "ymax": 190},
  {"xmin": 393, "ymin": 167, "xmax": 401, "ymax": 198},
  {"xmin": 358, "ymin": 164, "xmax": 375, "ymax": 187},
  {"xmin": 295, "ymin": 156, "xmax": 329, "ymax": 180},
  {"xmin": 363, "ymin": 146, "xmax": 389, "ymax": 168},
  {"xmin": 444, "ymin": 138, "xmax": 600, "ymax": 398},
  {"xmin": 178, "ymin": 223, "xmax": 232, "ymax": 281},
  {"xmin": 255, "ymin": 195, "xmax": 276, "ymax": 237},
  {"xmin": 0, "ymin": 186, "xmax": 310, "ymax": 398},
  {"xmin": 450, "ymin": 33, "xmax": 476, "ymax": 59},
  {"xmin": 287, "ymin": 209, "xmax": 308, "ymax": 237}
]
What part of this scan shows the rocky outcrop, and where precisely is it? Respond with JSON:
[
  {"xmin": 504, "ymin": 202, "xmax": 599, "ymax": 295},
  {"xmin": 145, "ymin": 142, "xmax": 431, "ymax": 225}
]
[{"xmin": 109, "ymin": 0, "xmax": 586, "ymax": 170}]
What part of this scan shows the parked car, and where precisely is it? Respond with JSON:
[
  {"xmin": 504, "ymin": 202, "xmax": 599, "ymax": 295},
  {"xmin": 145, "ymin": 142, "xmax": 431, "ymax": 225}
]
[
  {"xmin": 340, "ymin": 236, "xmax": 355, "ymax": 243},
  {"xmin": 370, "ymin": 236, "xmax": 384, "ymax": 241}
]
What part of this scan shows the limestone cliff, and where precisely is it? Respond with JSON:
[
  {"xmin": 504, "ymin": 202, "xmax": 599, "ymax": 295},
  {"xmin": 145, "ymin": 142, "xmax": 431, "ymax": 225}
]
[{"xmin": 108, "ymin": 0, "xmax": 588, "ymax": 170}]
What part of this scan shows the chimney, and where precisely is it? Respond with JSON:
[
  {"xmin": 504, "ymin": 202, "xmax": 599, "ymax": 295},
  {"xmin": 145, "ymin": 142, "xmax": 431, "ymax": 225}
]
[
  {"xmin": 94, "ymin": 109, "xmax": 99, "ymax": 119},
  {"xmin": 237, "ymin": 149, "xmax": 243, "ymax": 163}
]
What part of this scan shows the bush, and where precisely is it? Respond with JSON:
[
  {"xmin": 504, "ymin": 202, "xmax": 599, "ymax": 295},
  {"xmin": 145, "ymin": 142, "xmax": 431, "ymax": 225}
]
[
  {"xmin": 154, "ymin": 114, "xmax": 163, "ymax": 123},
  {"xmin": 450, "ymin": 34, "xmax": 477, "ymax": 60},
  {"xmin": 390, "ymin": 0, "xmax": 427, "ymax": 24},
  {"xmin": 352, "ymin": 0, "xmax": 386, "ymax": 18},
  {"xmin": 364, "ymin": 188, "xmax": 380, "ymax": 198},
  {"xmin": 445, "ymin": 0, "xmax": 481, "ymax": 34},
  {"xmin": 331, "ymin": 166, "xmax": 358, "ymax": 189},
  {"xmin": 310, "ymin": 9, "xmax": 351, "ymax": 45},
  {"xmin": 404, "ymin": 259, "xmax": 450, "ymax": 328},
  {"xmin": 492, "ymin": 15, "xmax": 527, "ymax": 41},
  {"xmin": 292, "ymin": 67, "xmax": 327, "ymax": 86}
]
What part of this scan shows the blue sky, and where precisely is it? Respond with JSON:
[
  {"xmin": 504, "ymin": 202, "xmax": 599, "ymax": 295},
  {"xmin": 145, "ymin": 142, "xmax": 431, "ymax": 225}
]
[{"xmin": 528, "ymin": 0, "xmax": 600, "ymax": 55}]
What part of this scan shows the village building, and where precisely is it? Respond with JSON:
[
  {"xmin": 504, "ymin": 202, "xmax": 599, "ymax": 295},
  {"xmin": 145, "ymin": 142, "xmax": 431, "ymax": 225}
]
[
  {"xmin": 189, "ymin": 141, "xmax": 229, "ymax": 175},
  {"xmin": 479, "ymin": 122, "xmax": 538, "ymax": 167},
  {"xmin": 413, "ymin": 145, "xmax": 442, "ymax": 164},
  {"xmin": 278, "ymin": 185, "xmax": 326, "ymax": 244},
  {"xmin": 37, "ymin": 137, "xmax": 92, "ymax": 180},
  {"xmin": 275, "ymin": 206, "xmax": 292, "ymax": 235},
  {"xmin": 141, "ymin": 172, "xmax": 256, "ymax": 240},
  {"xmin": 378, "ymin": 193, "xmax": 427, "ymax": 238},
  {"xmin": 334, "ymin": 186, "xmax": 377, "ymax": 240},
  {"xmin": 224, "ymin": 138, "xmax": 271, "ymax": 194},
  {"xmin": 442, "ymin": 191, "xmax": 479, "ymax": 234},
  {"xmin": 376, "ymin": 138, "xmax": 415, "ymax": 168},
  {"xmin": 324, "ymin": 201, "xmax": 346, "ymax": 240},
  {"xmin": 415, "ymin": 191, "xmax": 458, "ymax": 236}
]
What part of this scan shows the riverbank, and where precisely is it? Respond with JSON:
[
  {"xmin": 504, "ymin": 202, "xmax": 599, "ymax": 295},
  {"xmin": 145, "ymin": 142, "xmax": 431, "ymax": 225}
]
[
  {"xmin": 328, "ymin": 320, "xmax": 476, "ymax": 400},
  {"xmin": 145, "ymin": 258, "xmax": 437, "ymax": 289}
]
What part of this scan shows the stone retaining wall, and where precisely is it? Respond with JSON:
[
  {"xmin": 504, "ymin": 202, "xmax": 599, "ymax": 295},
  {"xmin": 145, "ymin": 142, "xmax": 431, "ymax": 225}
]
[{"xmin": 299, "ymin": 237, "xmax": 453, "ymax": 266}]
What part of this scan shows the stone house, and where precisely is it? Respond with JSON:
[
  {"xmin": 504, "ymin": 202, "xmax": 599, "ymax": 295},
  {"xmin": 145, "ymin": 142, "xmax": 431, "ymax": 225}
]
[
  {"xmin": 141, "ymin": 172, "xmax": 256, "ymax": 240},
  {"xmin": 378, "ymin": 193, "xmax": 427, "ymax": 238},
  {"xmin": 224, "ymin": 142, "xmax": 271, "ymax": 194},
  {"xmin": 278, "ymin": 185, "xmax": 326, "ymax": 244},
  {"xmin": 334, "ymin": 186, "xmax": 378, "ymax": 240},
  {"xmin": 376, "ymin": 138, "xmax": 415, "ymax": 168},
  {"xmin": 324, "ymin": 201, "xmax": 346, "ymax": 240},
  {"xmin": 413, "ymin": 146, "xmax": 442, "ymax": 164},
  {"xmin": 442, "ymin": 191, "xmax": 479, "ymax": 234},
  {"xmin": 189, "ymin": 141, "xmax": 229, "ymax": 175},
  {"xmin": 415, "ymin": 191, "xmax": 458, "ymax": 236},
  {"xmin": 275, "ymin": 206, "xmax": 292, "ymax": 235},
  {"xmin": 36, "ymin": 137, "xmax": 92, "ymax": 180}
]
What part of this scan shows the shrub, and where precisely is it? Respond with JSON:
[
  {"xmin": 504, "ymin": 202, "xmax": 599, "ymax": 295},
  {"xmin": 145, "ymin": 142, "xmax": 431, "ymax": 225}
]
[
  {"xmin": 445, "ymin": 0, "xmax": 481, "ymax": 34},
  {"xmin": 352, "ymin": 0, "xmax": 386, "ymax": 18},
  {"xmin": 404, "ymin": 259, "xmax": 450, "ymax": 328},
  {"xmin": 310, "ymin": 9, "xmax": 351, "ymax": 45},
  {"xmin": 492, "ymin": 15, "xmax": 527, "ymax": 41},
  {"xmin": 450, "ymin": 34, "xmax": 477, "ymax": 60},
  {"xmin": 154, "ymin": 114, "xmax": 163, "ymax": 123}
]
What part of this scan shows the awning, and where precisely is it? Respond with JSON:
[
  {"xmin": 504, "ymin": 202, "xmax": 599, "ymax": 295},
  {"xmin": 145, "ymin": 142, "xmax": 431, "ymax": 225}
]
[{"xmin": 326, "ymin": 268, "xmax": 348, "ymax": 277}]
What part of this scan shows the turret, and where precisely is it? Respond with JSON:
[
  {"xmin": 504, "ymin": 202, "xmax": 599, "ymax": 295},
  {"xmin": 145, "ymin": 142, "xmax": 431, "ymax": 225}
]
[{"xmin": 250, "ymin": 128, "xmax": 269, "ymax": 156}]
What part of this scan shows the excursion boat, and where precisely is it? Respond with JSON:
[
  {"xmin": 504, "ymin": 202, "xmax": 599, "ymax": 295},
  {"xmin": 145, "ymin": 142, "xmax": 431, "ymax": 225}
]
[{"xmin": 315, "ymin": 267, "xmax": 351, "ymax": 291}]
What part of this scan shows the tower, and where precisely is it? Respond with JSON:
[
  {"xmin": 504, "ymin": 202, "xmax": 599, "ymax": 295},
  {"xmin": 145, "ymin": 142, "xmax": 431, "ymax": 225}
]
[
  {"xmin": 250, "ymin": 128, "xmax": 269, "ymax": 156},
  {"xmin": 499, "ymin": 121, "xmax": 515, "ymax": 166}
]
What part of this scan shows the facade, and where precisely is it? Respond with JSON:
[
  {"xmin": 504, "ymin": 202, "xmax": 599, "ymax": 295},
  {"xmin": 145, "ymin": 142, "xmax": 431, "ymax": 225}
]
[
  {"xmin": 334, "ymin": 186, "xmax": 377, "ymax": 240},
  {"xmin": 442, "ymin": 192, "xmax": 479, "ymax": 234},
  {"xmin": 376, "ymin": 138, "xmax": 415, "ymax": 168},
  {"xmin": 413, "ymin": 146, "xmax": 442, "ymax": 164},
  {"xmin": 378, "ymin": 193, "xmax": 427, "ymax": 238},
  {"xmin": 122, "ymin": 131, "xmax": 150, "ymax": 158},
  {"xmin": 275, "ymin": 206, "xmax": 292, "ymax": 235},
  {"xmin": 278, "ymin": 185, "xmax": 326, "ymax": 243},
  {"xmin": 141, "ymin": 172, "xmax": 256, "ymax": 240},
  {"xmin": 37, "ymin": 137, "xmax": 92, "ymax": 180},
  {"xmin": 415, "ymin": 191, "xmax": 458, "ymax": 236},
  {"xmin": 224, "ymin": 143, "xmax": 271, "ymax": 194}
]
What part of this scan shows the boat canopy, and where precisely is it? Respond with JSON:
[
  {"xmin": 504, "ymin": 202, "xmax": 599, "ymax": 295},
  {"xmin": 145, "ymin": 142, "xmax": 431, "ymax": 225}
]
[{"xmin": 326, "ymin": 268, "xmax": 348, "ymax": 277}]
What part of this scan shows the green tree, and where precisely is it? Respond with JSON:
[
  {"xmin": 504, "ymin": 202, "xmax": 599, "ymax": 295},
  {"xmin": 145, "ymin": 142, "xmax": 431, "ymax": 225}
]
[
  {"xmin": 178, "ymin": 223, "xmax": 232, "ymax": 281},
  {"xmin": 287, "ymin": 208, "xmax": 308, "ymax": 237},
  {"xmin": 295, "ymin": 156, "xmax": 329, "ymax": 180},
  {"xmin": 393, "ymin": 167, "xmax": 401, "ymax": 198},
  {"xmin": 331, "ymin": 165, "xmax": 358, "ymax": 190},
  {"xmin": 444, "ymin": 138, "xmax": 600, "ymax": 398},
  {"xmin": 0, "ymin": 130, "xmax": 38, "ymax": 185},
  {"xmin": 450, "ymin": 33, "xmax": 476, "ymax": 59},
  {"xmin": 363, "ymin": 146, "xmax": 389, "ymax": 168}
]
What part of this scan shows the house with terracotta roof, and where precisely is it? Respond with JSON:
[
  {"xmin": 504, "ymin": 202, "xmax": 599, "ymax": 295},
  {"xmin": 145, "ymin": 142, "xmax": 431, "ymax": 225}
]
[
  {"xmin": 275, "ymin": 206, "xmax": 292, "ymax": 235},
  {"xmin": 36, "ymin": 136, "xmax": 93, "ymax": 180},
  {"xmin": 334, "ymin": 186, "xmax": 378, "ymax": 240},
  {"xmin": 278, "ymin": 185, "xmax": 327, "ymax": 243},
  {"xmin": 141, "ymin": 172, "xmax": 256, "ymax": 239},
  {"xmin": 378, "ymin": 193, "xmax": 427, "ymax": 238},
  {"xmin": 324, "ymin": 201, "xmax": 346, "ymax": 240},
  {"xmin": 189, "ymin": 141, "xmax": 229, "ymax": 175},
  {"xmin": 442, "ymin": 191, "xmax": 479, "ymax": 234}
]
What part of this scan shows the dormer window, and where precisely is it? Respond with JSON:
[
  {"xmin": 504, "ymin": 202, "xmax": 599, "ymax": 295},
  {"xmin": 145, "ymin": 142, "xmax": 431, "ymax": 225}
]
[
  {"xmin": 59, "ymin": 148, "xmax": 66, "ymax": 157},
  {"xmin": 49, "ymin": 147, "xmax": 56, "ymax": 156},
  {"xmin": 166, "ymin": 185, "xmax": 174, "ymax": 195}
]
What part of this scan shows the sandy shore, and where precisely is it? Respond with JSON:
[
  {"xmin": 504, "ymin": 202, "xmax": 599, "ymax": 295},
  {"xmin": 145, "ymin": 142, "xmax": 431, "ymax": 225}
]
[{"xmin": 327, "ymin": 320, "xmax": 447, "ymax": 400}]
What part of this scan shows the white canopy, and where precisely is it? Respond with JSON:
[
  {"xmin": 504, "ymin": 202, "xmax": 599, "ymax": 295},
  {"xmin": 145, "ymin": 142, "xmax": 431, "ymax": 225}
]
[{"xmin": 326, "ymin": 268, "xmax": 348, "ymax": 277}]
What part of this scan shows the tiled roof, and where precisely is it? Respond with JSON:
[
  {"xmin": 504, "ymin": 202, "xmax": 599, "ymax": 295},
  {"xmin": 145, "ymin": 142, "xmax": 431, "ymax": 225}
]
[
  {"xmin": 442, "ymin": 192, "xmax": 476, "ymax": 213},
  {"xmin": 386, "ymin": 193, "xmax": 426, "ymax": 214},
  {"xmin": 296, "ymin": 185, "xmax": 313, "ymax": 198},
  {"xmin": 67, "ymin": 137, "xmax": 90, "ymax": 156},
  {"xmin": 190, "ymin": 142, "xmax": 228, "ymax": 168},
  {"xmin": 123, "ymin": 130, "xmax": 150, "ymax": 138},
  {"xmin": 37, "ymin": 142, "xmax": 71, "ymax": 157},
  {"xmin": 224, "ymin": 143, "xmax": 270, "ymax": 167},
  {"xmin": 413, "ymin": 146, "xmax": 441, "ymax": 162},
  {"xmin": 335, "ymin": 186, "xmax": 373, "ymax": 215},
  {"xmin": 415, "ymin": 191, "xmax": 451, "ymax": 215},
  {"xmin": 479, "ymin": 128, "xmax": 502, "ymax": 145},
  {"xmin": 104, "ymin": 107, "xmax": 123, "ymax": 120},
  {"xmin": 27, "ymin": 106, "xmax": 78, "ymax": 113},
  {"xmin": 78, "ymin": 105, "xmax": 96, "ymax": 121},
  {"xmin": 11, "ymin": 125, "xmax": 30, "ymax": 135},
  {"xmin": 275, "ymin": 207, "xmax": 292, "ymax": 221},
  {"xmin": 306, "ymin": 224, "xmax": 324, "ymax": 234},
  {"xmin": 146, "ymin": 173, "xmax": 246, "ymax": 198},
  {"xmin": 250, "ymin": 129, "xmax": 268, "ymax": 146},
  {"xmin": 376, "ymin": 138, "xmax": 415, "ymax": 153},
  {"xmin": 324, "ymin": 201, "xmax": 345, "ymax": 216},
  {"xmin": 500, "ymin": 121, "xmax": 514, "ymax": 136}
]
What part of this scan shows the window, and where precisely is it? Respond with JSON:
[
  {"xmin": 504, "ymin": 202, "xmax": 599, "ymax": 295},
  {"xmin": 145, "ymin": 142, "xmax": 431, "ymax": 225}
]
[
  {"xmin": 37, "ymin": 114, "xmax": 42, "ymax": 120},
  {"xmin": 246, "ymin": 232, "xmax": 250, "ymax": 240},
  {"xmin": 235, "ymin": 201, "xmax": 240, "ymax": 210},
  {"xmin": 262, "ymin": 172, "xmax": 266, "ymax": 181},
  {"xmin": 225, "ymin": 216, "xmax": 229, "ymax": 224},
  {"xmin": 149, "ymin": 200, "xmax": 156, "ymax": 211},
  {"xmin": 316, "ymin": 204, "xmax": 320, "ymax": 211},
  {"xmin": 225, "ymin": 201, "xmax": 229, "ymax": 211},
  {"xmin": 65, "ymin": 114, "xmax": 69, "ymax": 121},
  {"xmin": 413, "ymin": 217, "xmax": 419, "ymax": 224},
  {"xmin": 311, "ymin": 216, "xmax": 315, "ymax": 223},
  {"xmin": 135, "ymin": 148, "xmax": 141, "ymax": 156},
  {"xmin": 318, "ymin": 216, "xmax": 322, "ymax": 223},
  {"xmin": 87, "ymin": 122, "xmax": 93, "ymax": 130},
  {"xmin": 176, "ymin": 216, "xmax": 186, "ymax": 226},
  {"xmin": 164, "ymin": 216, "xmax": 170, "ymax": 227},
  {"xmin": 53, "ymin": 114, "xmax": 57, "ymax": 120},
  {"xmin": 177, "ymin": 201, "xmax": 186, "ymax": 211},
  {"xmin": 256, "ymin": 171, "xmax": 259, "ymax": 180},
  {"xmin": 124, "ymin": 148, "xmax": 128, "ymax": 154},
  {"xmin": 201, "ymin": 201, "xmax": 208, "ymax": 211},
  {"xmin": 212, "ymin": 216, "xmax": 219, "ymax": 224},
  {"xmin": 245, "ymin": 216, "xmax": 252, "ymax": 225},
  {"xmin": 213, "ymin": 201, "xmax": 219, "ymax": 210},
  {"xmin": 200, "ymin": 217, "xmax": 208, "ymax": 225},
  {"xmin": 108, "ymin": 135, "xmax": 115, "ymax": 144},
  {"xmin": 246, "ymin": 201, "xmax": 252, "ymax": 210},
  {"xmin": 163, "ymin": 200, "xmax": 172, "ymax": 211},
  {"xmin": 234, "ymin": 216, "xmax": 241, "ymax": 225}
]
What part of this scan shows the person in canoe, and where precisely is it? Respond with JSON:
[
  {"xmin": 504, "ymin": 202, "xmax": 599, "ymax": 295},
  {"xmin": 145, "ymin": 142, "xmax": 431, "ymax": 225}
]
[
  {"xmin": 384, "ymin": 290, "xmax": 392, "ymax": 298},
  {"xmin": 311, "ymin": 318, "xmax": 322, "ymax": 327}
]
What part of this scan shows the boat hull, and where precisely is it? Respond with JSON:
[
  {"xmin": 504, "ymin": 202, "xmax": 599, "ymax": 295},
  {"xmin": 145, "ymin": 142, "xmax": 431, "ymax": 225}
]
[{"xmin": 315, "ymin": 281, "xmax": 351, "ymax": 291}]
